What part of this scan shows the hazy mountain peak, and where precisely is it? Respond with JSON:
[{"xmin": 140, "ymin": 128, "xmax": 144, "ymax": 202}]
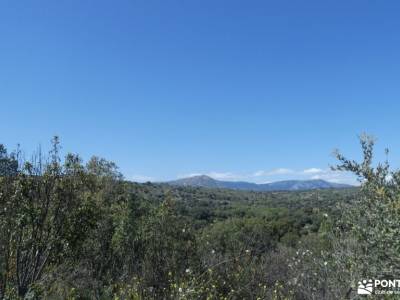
[{"xmin": 168, "ymin": 175, "xmax": 352, "ymax": 191}]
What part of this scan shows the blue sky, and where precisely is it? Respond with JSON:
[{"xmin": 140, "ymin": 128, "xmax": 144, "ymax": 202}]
[{"xmin": 1, "ymin": 0, "xmax": 400, "ymax": 184}]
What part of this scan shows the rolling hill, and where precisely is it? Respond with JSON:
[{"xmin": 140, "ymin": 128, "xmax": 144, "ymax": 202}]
[{"xmin": 167, "ymin": 175, "xmax": 353, "ymax": 191}]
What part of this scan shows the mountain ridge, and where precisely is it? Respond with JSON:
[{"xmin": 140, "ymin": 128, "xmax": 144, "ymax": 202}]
[{"xmin": 167, "ymin": 175, "xmax": 353, "ymax": 191}]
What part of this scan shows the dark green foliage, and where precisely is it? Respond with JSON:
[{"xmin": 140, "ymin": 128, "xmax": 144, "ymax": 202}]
[
  {"xmin": 0, "ymin": 138, "xmax": 98, "ymax": 297},
  {"xmin": 0, "ymin": 144, "xmax": 18, "ymax": 176},
  {"xmin": 3, "ymin": 135, "xmax": 396, "ymax": 299}
]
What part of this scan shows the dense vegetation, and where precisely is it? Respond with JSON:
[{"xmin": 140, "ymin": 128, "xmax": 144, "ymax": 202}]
[{"xmin": 0, "ymin": 136, "xmax": 398, "ymax": 299}]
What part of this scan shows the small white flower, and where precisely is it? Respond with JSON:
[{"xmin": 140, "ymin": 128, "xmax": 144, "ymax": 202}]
[
  {"xmin": 211, "ymin": 249, "xmax": 215, "ymax": 254},
  {"xmin": 324, "ymin": 261, "xmax": 328, "ymax": 266},
  {"xmin": 182, "ymin": 228, "xmax": 186, "ymax": 233},
  {"xmin": 245, "ymin": 249, "xmax": 250, "ymax": 254},
  {"xmin": 179, "ymin": 287, "xmax": 183, "ymax": 293},
  {"xmin": 323, "ymin": 213, "xmax": 328, "ymax": 218},
  {"xmin": 185, "ymin": 268, "xmax": 191, "ymax": 274}
]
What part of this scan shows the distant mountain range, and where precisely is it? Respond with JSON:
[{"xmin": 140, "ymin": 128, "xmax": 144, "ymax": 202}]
[{"xmin": 167, "ymin": 175, "xmax": 353, "ymax": 191}]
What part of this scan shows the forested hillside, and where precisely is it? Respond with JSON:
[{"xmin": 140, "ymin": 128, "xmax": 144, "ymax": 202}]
[{"xmin": 1, "ymin": 136, "xmax": 398, "ymax": 299}]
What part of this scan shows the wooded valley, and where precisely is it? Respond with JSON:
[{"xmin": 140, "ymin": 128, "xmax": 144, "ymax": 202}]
[{"xmin": 1, "ymin": 136, "xmax": 399, "ymax": 299}]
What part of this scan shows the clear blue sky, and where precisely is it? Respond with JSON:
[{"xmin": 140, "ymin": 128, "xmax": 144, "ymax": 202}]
[{"xmin": 1, "ymin": 0, "xmax": 400, "ymax": 184}]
